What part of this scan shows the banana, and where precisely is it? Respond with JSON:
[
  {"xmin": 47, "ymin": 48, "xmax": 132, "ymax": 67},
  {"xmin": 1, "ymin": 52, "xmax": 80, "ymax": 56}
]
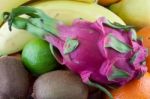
[
  {"xmin": 0, "ymin": 22, "xmax": 35, "ymax": 56},
  {"xmin": 70, "ymin": 0, "xmax": 96, "ymax": 3},
  {"xmin": 30, "ymin": 0, "xmax": 124, "ymax": 25},
  {"xmin": 0, "ymin": 0, "xmax": 96, "ymax": 25},
  {"xmin": 0, "ymin": 0, "xmax": 124, "ymax": 56},
  {"xmin": 0, "ymin": 0, "xmax": 30, "ymax": 25},
  {"xmin": 36, "ymin": 0, "xmax": 97, "ymax": 3}
]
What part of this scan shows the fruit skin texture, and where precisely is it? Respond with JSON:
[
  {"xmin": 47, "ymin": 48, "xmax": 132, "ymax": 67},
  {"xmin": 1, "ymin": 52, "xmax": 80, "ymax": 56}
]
[
  {"xmin": 72, "ymin": 0, "xmax": 95, "ymax": 3},
  {"xmin": 98, "ymin": 0, "xmax": 120, "ymax": 6},
  {"xmin": 105, "ymin": 72, "xmax": 150, "ymax": 99},
  {"xmin": 0, "ymin": 0, "xmax": 29, "ymax": 25},
  {"xmin": 110, "ymin": 0, "xmax": 150, "ymax": 28},
  {"xmin": 137, "ymin": 27, "xmax": 150, "ymax": 72},
  {"xmin": 31, "ymin": 0, "xmax": 96, "ymax": 3},
  {"xmin": 46, "ymin": 17, "xmax": 147, "ymax": 87},
  {"xmin": 0, "ymin": 56, "xmax": 29, "ymax": 99},
  {"xmin": 137, "ymin": 26, "xmax": 150, "ymax": 49},
  {"xmin": 146, "ymin": 56, "xmax": 150, "ymax": 73},
  {"xmin": 5, "ymin": 6, "xmax": 148, "ymax": 98},
  {"xmin": 30, "ymin": 0, "xmax": 125, "ymax": 25},
  {"xmin": 6, "ymin": 6, "xmax": 147, "ymax": 87},
  {"xmin": 8, "ymin": 6, "xmax": 147, "ymax": 87},
  {"xmin": 0, "ymin": 22, "xmax": 35, "ymax": 56},
  {"xmin": 33, "ymin": 70, "xmax": 88, "ymax": 99},
  {"xmin": 22, "ymin": 39, "xmax": 58, "ymax": 75},
  {"xmin": 0, "ymin": 0, "xmax": 125, "ymax": 56}
]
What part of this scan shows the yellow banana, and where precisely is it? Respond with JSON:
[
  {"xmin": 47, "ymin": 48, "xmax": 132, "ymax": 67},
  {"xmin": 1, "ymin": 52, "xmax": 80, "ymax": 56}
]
[
  {"xmin": 30, "ymin": 0, "xmax": 124, "ymax": 25},
  {"xmin": 71, "ymin": 0, "xmax": 96, "ymax": 3},
  {"xmin": 37, "ymin": 0, "xmax": 97, "ymax": 3},
  {"xmin": 0, "ymin": 0, "xmax": 30, "ymax": 25},
  {"xmin": 0, "ymin": 23, "xmax": 35, "ymax": 56},
  {"xmin": 0, "ymin": 0, "xmax": 124, "ymax": 56}
]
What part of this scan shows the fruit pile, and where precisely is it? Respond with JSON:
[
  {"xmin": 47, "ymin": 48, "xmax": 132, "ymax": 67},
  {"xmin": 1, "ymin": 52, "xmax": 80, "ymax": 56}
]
[{"xmin": 0, "ymin": 0, "xmax": 150, "ymax": 99}]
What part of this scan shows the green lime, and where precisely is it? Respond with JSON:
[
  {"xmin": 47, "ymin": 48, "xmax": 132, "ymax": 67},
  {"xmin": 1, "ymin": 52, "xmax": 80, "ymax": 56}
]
[{"xmin": 22, "ymin": 39, "xmax": 58, "ymax": 75}]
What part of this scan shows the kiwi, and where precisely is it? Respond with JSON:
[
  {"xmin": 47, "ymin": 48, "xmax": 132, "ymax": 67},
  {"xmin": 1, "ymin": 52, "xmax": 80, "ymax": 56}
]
[
  {"xmin": 0, "ymin": 94, "xmax": 8, "ymax": 99},
  {"xmin": 33, "ymin": 70, "xmax": 88, "ymax": 99},
  {"xmin": 0, "ymin": 56, "xmax": 29, "ymax": 99}
]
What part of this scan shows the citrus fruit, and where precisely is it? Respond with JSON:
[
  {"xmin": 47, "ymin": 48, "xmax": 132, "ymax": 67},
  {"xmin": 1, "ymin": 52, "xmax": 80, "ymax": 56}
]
[
  {"xmin": 105, "ymin": 72, "xmax": 150, "ymax": 99},
  {"xmin": 146, "ymin": 55, "xmax": 150, "ymax": 72},
  {"xmin": 98, "ymin": 0, "xmax": 120, "ymax": 6},
  {"xmin": 137, "ymin": 26, "xmax": 150, "ymax": 48},
  {"xmin": 137, "ymin": 26, "xmax": 150, "ymax": 72},
  {"xmin": 22, "ymin": 39, "xmax": 58, "ymax": 75}
]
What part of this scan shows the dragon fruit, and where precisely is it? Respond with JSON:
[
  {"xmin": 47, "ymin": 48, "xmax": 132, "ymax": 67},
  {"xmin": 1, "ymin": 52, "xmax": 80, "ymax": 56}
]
[{"xmin": 4, "ymin": 6, "xmax": 148, "ymax": 99}]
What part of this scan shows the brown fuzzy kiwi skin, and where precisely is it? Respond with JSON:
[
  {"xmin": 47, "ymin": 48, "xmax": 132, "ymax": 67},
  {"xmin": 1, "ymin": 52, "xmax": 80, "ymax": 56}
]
[
  {"xmin": 0, "ymin": 93, "xmax": 8, "ymax": 99},
  {"xmin": 0, "ymin": 56, "xmax": 29, "ymax": 99},
  {"xmin": 33, "ymin": 70, "xmax": 88, "ymax": 99}
]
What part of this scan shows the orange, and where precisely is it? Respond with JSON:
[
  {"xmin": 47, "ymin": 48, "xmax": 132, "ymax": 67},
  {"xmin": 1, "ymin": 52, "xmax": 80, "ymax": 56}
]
[
  {"xmin": 98, "ymin": 0, "xmax": 120, "ymax": 6},
  {"xmin": 105, "ymin": 72, "xmax": 150, "ymax": 99},
  {"xmin": 137, "ymin": 26, "xmax": 150, "ymax": 48},
  {"xmin": 146, "ymin": 56, "xmax": 150, "ymax": 72}
]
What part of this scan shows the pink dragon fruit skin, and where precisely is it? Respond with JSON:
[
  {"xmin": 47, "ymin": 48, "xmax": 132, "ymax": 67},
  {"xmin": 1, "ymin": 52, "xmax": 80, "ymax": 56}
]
[
  {"xmin": 44, "ymin": 17, "xmax": 147, "ymax": 87},
  {"xmin": 5, "ymin": 6, "xmax": 148, "ymax": 98}
]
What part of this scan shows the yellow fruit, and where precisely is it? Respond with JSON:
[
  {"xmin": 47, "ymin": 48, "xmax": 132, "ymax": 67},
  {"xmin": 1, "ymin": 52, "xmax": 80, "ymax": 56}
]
[
  {"xmin": 73, "ymin": 0, "xmax": 96, "ymax": 3},
  {"xmin": 0, "ymin": 0, "xmax": 124, "ymax": 55},
  {"xmin": 30, "ymin": 0, "xmax": 125, "ymax": 25},
  {"xmin": 37, "ymin": 0, "xmax": 96, "ymax": 3},
  {"xmin": 110, "ymin": 0, "xmax": 150, "ymax": 28},
  {"xmin": 0, "ymin": 22, "xmax": 35, "ymax": 56},
  {"xmin": 0, "ymin": 0, "xmax": 30, "ymax": 25}
]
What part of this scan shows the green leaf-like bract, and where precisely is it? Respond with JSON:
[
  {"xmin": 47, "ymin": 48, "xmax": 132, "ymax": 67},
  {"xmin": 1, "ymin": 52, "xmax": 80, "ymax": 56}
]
[
  {"xmin": 104, "ymin": 20, "xmax": 134, "ymax": 31},
  {"xmin": 64, "ymin": 38, "xmax": 79, "ymax": 54},
  {"xmin": 105, "ymin": 34, "xmax": 132, "ymax": 53},
  {"xmin": 130, "ymin": 51, "xmax": 139, "ymax": 64},
  {"xmin": 108, "ymin": 66, "xmax": 129, "ymax": 81},
  {"xmin": 88, "ymin": 81, "xmax": 113, "ymax": 99},
  {"xmin": 3, "ymin": 6, "xmax": 59, "ymax": 38},
  {"xmin": 130, "ymin": 29, "xmax": 137, "ymax": 41}
]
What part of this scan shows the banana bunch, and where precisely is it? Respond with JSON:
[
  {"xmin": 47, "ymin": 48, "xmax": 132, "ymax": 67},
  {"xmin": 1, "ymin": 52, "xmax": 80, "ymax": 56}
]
[
  {"xmin": 0, "ymin": 0, "xmax": 124, "ymax": 56},
  {"xmin": 0, "ymin": 0, "xmax": 97, "ymax": 25}
]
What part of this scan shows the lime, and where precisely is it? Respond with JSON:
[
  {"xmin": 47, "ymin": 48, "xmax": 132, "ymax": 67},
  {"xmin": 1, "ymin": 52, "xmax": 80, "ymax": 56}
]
[{"xmin": 22, "ymin": 39, "xmax": 58, "ymax": 75}]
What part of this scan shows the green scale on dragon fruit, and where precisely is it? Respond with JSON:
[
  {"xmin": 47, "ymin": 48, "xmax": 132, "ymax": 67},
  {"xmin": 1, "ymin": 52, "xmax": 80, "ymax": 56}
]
[{"xmin": 4, "ymin": 6, "xmax": 148, "ymax": 99}]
